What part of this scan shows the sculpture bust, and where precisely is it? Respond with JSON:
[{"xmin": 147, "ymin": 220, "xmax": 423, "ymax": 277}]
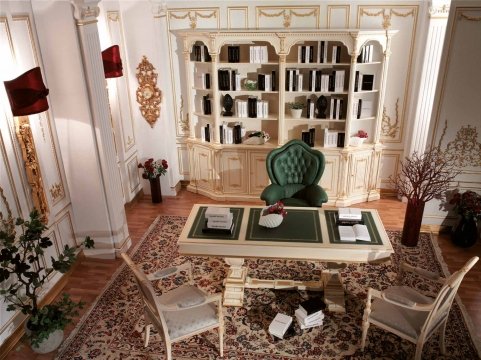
[
  {"xmin": 316, "ymin": 95, "xmax": 327, "ymax": 119},
  {"xmin": 223, "ymin": 94, "xmax": 233, "ymax": 116}
]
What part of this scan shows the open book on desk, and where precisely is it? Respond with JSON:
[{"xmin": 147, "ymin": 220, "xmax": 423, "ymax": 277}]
[{"xmin": 338, "ymin": 224, "xmax": 371, "ymax": 242}]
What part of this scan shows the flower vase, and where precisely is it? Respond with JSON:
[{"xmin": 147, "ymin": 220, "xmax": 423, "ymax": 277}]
[
  {"xmin": 149, "ymin": 176, "xmax": 162, "ymax": 203},
  {"xmin": 451, "ymin": 217, "xmax": 478, "ymax": 248},
  {"xmin": 401, "ymin": 199, "xmax": 425, "ymax": 247},
  {"xmin": 259, "ymin": 212, "xmax": 283, "ymax": 228}
]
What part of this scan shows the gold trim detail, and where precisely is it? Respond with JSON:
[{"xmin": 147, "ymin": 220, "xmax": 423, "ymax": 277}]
[
  {"xmin": 170, "ymin": 10, "xmax": 217, "ymax": 29},
  {"xmin": 360, "ymin": 8, "xmax": 415, "ymax": 29},
  {"xmin": 135, "ymin": 56, "xmax": 162, "ymax": 128},
  {"xmin": 49, "ymin": 182, "xmax": 65, "ymax": 203},
  {"xmin": 15, "ymin": 116, "xmax": 49, "ymax": 223},
  {"xmin": 179, "ymin": 94, "xmax": 189, "ymax": 133},
  {"xmin": 0, "ymin": 185, "xmax": 13, "ymax": 220},
  {"xmin": 429, "ymin": 4, "xmax": 450, "ymax": 18},
  {"xmin": 381, "ymin": 98, "xmax": 400, "ymax": 138},
  {"xmin": 439, "ymin": 120, "xmax": 481, "ymax": 167},
  {"xmin": 258, "ymin": 8, "xmax": 319, "ymax": 28},
  {"xmin": 460, "ymin": 12, "xmax": 481, "ymax": 21}
]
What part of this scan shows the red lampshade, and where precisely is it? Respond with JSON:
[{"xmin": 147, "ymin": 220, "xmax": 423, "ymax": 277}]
[
  {"xmin": 102, "ymin": 45, "xmax": 123, "ymax": 78},
  {"xmin": 3, "ymin": 67, "xmax": 49, "ymax": 116}
]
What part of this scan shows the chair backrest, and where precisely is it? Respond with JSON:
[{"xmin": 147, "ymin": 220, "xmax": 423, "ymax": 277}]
[
  {"xmin": 420, "ymin": 256, "xmax": 478, "ymax": 340},
  {"xmin": 266, "ymin": 139, "xmax": 325, "ymax": 186},
  {"xmin": 121, "ymin": 253, "xmax": 169, "ymax": 338}
]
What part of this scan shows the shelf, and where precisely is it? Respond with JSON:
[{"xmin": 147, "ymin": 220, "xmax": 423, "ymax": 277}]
[
  {"xmin": 193, "ymin": 87, "xmax": 212, "ymax": 92},
  {"xmin": 193, "ymin": 112, "xmax": 214, "ymax": 119},
  {"xmin": 217, "ymin": 62, "xmax": 279, "ymax": 66},
  {"xmin": 219, "ymin": 90, "xmax": 279, "ymax": 95},
  {"xmin": 220, "ymin": 115, "xmax": 278, "ymax": 121},
  {"xmin": 286, "ymin": 62, "xmax": 351, "ymax": 67},
  {"xmin": 285, "ymin": 91, "xmax": 348, "ymax": 95},
  {"xmin": 353, "ymin": 90, "xmax": 379, "ymax": 94},
  {"xmin": 352, "ymin": 116, "xmax": 375, "ymax": 121},
  {"xmin": 285, "ymin": 117, "xmax": 346, "ymax": 122},
  {"xmin": 355, "ymin": 61, "xmax": 382, "ymax": 65}
]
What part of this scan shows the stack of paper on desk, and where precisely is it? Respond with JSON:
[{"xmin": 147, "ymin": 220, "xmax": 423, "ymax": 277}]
[{"xmin": 338, "ymin": 208, "xmax": 362, "ymax": 221}]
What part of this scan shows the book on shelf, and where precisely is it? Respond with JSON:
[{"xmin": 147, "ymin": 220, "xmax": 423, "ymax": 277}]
[
  {"xmin": 298, "ymin": 297, "xmax": 326, "ymax": 316},
  {"xmin": 360, "ymin": 100, "xmax": 373, "ymax": 118},
  {"xmin": 249, "ymin": 45, "xmax": 268, "ymax": 64},
  {"xmin": 361, "ymin": 74, "xmax": 374, "ymax": 91},
  {"xmin": 357, "ymin": 44, "xmax": 373, "ymax": 63},
  {"xmin": 227, "ymin": 45, "xmax": 240, "ymax": 63},
  {"xmin": 338, "ymin": 208, "xmax": 362, "ymax": 221},
  {"xmin": 332, "ymin": 45, "xmax": 341, "ymax": 63},
  {"xmin": 318, "ymin": 40, "xmax": 328, "ymax": 63},
  {"xmin": 354, "ymin": 71, "xmax": 360, "ymax": 92},
  {"xmin": 193, "ymin": 45, "xmax": 211, "ymax": 62},
  {"xmin": 338, "ymin": 224, "xmax": 371, "ymax": 242},
  {"xmin": 202, "ymin": 95, "xmax": 211, "ymax": 115},
  {"xmin": 323, "ymin": 129, "xmax": 338, "ymax": 148},
  {"xmin": 337, "ymin": 132, "xmax": 345, "ymax": 148},
  {"xmin": 268, "ymin": 313, "xmax": 293, "ymax": 339},
  {"xmin": 271, "ymin": 70, "xmax": 276, "ymax": 91}
]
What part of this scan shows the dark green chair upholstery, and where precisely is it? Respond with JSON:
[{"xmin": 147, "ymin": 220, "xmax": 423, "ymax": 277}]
[{"xmin": 261, "ymin": 139, "xmax": 328, "ymax": 207}]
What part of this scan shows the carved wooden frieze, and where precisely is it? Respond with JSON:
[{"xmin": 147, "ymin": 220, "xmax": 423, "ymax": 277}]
[{"xmin": 135, "ymin": 56, "xmax": 162, "ymax": 128}]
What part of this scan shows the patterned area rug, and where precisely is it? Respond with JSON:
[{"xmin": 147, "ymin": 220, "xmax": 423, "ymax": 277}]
[{"xmin": 57, "ymin": 216, "xmax": 480, "ymax": 360}]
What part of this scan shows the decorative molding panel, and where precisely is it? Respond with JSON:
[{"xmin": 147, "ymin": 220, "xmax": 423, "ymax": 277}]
[
  {"xmin": 256, "ymin": 6, "xmax": 320, "ymax": 29},
  {"xmin": 168, "ymin": 8, "xmax": 219, "ymax": 29},
  {"xmin": 327, "ymin": 5, "xmax": 350, "ymax": 29},
  {"xmin": 228, "ymin": 7, "xmax": 248, "ymax": 29}
]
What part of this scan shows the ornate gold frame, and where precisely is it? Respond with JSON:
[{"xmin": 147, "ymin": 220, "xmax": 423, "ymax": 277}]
[
  {"xmin": 15, "ymin": 116, "xmax": 49, "ymax": 223},
  {"xmin": 135, "ymin": 56, "xmax": 162, "ymax": 128}
]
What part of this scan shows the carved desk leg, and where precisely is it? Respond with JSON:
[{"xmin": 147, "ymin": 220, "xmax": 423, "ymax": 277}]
[
  {"xmin": 223, "ymin": 258, "xmax": 246, "ymax": 306},
  {"xmin": 323, "ymin": 262, "xmax": 347, "ymax": 313}
]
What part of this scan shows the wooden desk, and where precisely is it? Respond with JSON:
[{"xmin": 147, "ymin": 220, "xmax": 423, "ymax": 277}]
[{"xmin": 178, "ymin": 204, "xmax": 394, "ymax": 310}]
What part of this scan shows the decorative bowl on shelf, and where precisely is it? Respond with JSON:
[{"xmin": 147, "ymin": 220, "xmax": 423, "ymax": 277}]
[
  {"xmin": 244, "ymin": 80, "xmax": 257, "ymax": 91},
  {"xmin": 258, "ymin": 212, "xmax": 283, "ymax": 228},
  {"xmin": 349, "ymin": 136, "xmax": 366, "ymax": 147}
]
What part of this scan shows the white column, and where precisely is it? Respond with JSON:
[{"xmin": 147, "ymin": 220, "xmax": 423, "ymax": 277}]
[
  {"xmin": 71, "ymin": 0, "xmax": 130, "ymax": 257},
  {"xmin": 405, "ymin": 0, "xmax": 450, "ymax": 155}
]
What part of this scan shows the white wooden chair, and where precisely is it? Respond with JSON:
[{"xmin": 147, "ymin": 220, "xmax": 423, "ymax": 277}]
[
  {"xmin": 121, "ymin": 253, "xmax": 224, "ymax": 360},
  {"xmin": 361, "ymin": 256, "xmax": 478, "ymax": 360}
]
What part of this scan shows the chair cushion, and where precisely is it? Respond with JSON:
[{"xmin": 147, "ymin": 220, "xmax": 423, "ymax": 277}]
[
  {"xmin": 369, "ymin": 287, "xmax": 434, "ymax": 339},
  {"xmin": 164, "ymin": 303, "xmax": 218, "ymax": 340},
  {"xmin": 159, "ymin": 285, "xmax": 206, "ymax": 308}
]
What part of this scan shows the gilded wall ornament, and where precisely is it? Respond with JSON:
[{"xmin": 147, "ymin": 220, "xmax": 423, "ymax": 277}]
[
  {"xmin": 49, "ymin": 182, "xmax": 65, "ymax": 203},
  {"xmin": 135, "ymin": 56, "xmax": 162, "ymax": 128},
  {"xmin": 15, "ymin": 116, "xmax": 49, "ymax": 223},
  {"xmin": 441, "ymin": 122, "xmax": 481, "ymax": 167},
  {"xmin": 257, "ymin": 7, "xmax": 319, "ymax": 28},
  {"xmin": 179, "ymin": 94, "xmax": 189, "ymax": 133},
  {"xmin": 381, "ymin": 98, "xmax": 400, "ymax": 138},
  {"xmin": 360, "ymin": 8, "xmax": 415, "ymax": 29}
]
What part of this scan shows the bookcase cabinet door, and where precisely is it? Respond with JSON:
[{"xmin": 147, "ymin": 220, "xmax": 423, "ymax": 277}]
[
  {"xmin": 220, "ymin": 150, "xmax": 248, "ymax": 194},
  {"xmin": 319, "ymin": 152, "xmax": 340, "ymax": 198},
  {"xmin": 347, "ymin": 151, "xmax": 373, "ymax": 198},
  {"xmin": 249, "ymin": 151, "xmax": 270, "ymax": 196},
  {"xmin": 192, "ymin": 145, "xmax": 214, "ymax": 191}
]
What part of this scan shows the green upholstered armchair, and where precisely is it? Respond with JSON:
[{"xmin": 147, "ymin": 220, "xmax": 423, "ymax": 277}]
[{"xmin": 261, "ymin": 139, "xmax": 328, "ymax": 207}]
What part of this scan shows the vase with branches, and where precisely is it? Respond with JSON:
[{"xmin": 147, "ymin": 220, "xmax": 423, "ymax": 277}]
[{"xmin": 389, "ymin": 147, "xmax": 460, "ymax": 247}]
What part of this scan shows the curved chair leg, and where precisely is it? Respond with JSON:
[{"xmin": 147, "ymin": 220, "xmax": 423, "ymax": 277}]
[
  {"xmin": 414, "ymin": 340, "xmax": 425, "ymax": 360},
  {"xmin": 360, "ymin": 320, "xmax": 370, "ymax": 350},
  {"xmin": 144, "ymin": 324, "xmax": 151, "ymax": 347},
  {"xmin": 439, "ymin": 320, "xmax": 448, "ymax": 355},
  {"xmin": 166, "ymin": 343, "xmax": 172, "ymax": 360},
  {"xmin": 218, "ymin": 326, "xmax": 224, "ymax": 357}
]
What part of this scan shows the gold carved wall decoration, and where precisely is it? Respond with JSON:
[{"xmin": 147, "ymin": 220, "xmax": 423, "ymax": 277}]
[
  {"xmin": 438, "ymin": 120, "xmax": 481, "ymax": 167},
  {"xmin": 15, "ymin": 116, "xmax": 49, "ymax": 223},
  {"xmin": 135, "ymin": 56, "xmax": 162, "ymax": 128},
  {"xmin": 49, "ymin": 182, "xmax": 64, "ymax": 203},
  {"xmin": 179, "ymin": 94, "xmax": 189, "ymax": 133},
  {"xmin": 460, "ymin": 12, "xmax": 481, "ymax": 21},
  {"xmin": 170, "ymin": 10, "xmax": 217, "ymax": 29},
  {"xmin": 381, "ymin": 98, "xmax": 400, "ymax": 138},
  {"xmin": 360, "ymin": 8, "xmax": 415, "ymax": 29},
  {"xmin": 258, "ymin": 8, "xmax": 319, "ymax": 28},
  {"xmin": 0, "ymin": 185, "xmax": 13, "ymax": 221}
]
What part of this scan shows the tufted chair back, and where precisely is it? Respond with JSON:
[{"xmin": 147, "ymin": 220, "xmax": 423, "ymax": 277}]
[{"xmin": 262, "ymin": 139, "xmax": 327, "ymax": 207}]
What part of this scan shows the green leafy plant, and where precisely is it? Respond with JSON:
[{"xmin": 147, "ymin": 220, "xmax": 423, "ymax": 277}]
[
  {"xmin": 0, "ymin": 210, "xmax": 94, "ymax": 347},
  {"xmin": 287, "ymin": 101, "xmax": 305, "ymax": 110}
]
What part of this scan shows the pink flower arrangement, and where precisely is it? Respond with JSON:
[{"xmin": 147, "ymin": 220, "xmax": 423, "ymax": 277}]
[
  {"xmin": 357, "ymin": 130, "xmax": 368, "ymax": 138},
  {"xmin": 263, "ymin": 201, "xmax": 287, "ymax": 218},
  {"xmin": 138, "ymin": 158, "xmax": 168, "ymax": 179}
]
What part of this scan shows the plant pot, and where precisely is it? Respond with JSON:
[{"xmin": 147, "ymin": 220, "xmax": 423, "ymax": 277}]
[
  {"xmin": 349, "ymin": 136, "xmax": 365, "ymax": 147},
  {"xmin": 290, "ymin": 108, "xmax": 303, "ymax": 119},
  {"xmin": 401, "ymin": 199, "xmax": 425, "ymax": 247},
  {"xmin": 451, "ymin": 217, "xmax": 479, "ymax": 248},
  {"xmin": 149, "ymin": 176, "xmax": 162, "ymax": 203},
  {"xmin": 25, "ymin": 325, "xmax": 64, "ymax": 354},
  {"xmin": 259, "ymin": 212, "xmax": 283, "ymax": 228}
]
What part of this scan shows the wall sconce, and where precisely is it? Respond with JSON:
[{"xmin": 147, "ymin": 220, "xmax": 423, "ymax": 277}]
[
  {"xmin": 102, "ymin": 45, "xmax": 123, "ymax": 78},
  {"xmin": 3, "ymin": 67, "xmax": 50, "ymax": 223}
]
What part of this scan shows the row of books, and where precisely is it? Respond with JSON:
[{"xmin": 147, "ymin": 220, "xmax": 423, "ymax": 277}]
[
  {"xmin": 309, "ymin": 41, "xmax": 341, "ymax": 64},
  {"xmin": 308, "ymin": 69, "xmax": 345, "ymax": 93},
  {"xmin": 218, "ymin": 69, "xmax": 239, "ymax": 91},
  {"xmin": 357, "ymin": 44, "xmax": 374, "ymax": 63},
  {"xmin": 352, "ymin": 99, "xmax": 373, "ymax": 119},
  {"xmin": 202, "ymin": 95, "xmax": 212, "ymax": 115},
  {"xmin": 257, "ymin": 72, "xmax": 276, "ymax": 91},
  {"xmin": 354, "ymin": 71, "xmax": 375, "ymax": 92},
  {"xmin": 323, "ymin": 129, "xmax": 345, "ymax": 148},
  {"xmin": 295, "ymin": 297, "xmax": 325, "ymax": 330},
  {"xmin": 227, "ymin": 46, "xmax": 240, "ymax": 63},
  {"xmin": 192, "ymin": 44, "xmax": 211, "ymax": 62},
  {"xmin": 234, "ymin": 98, "xmax": 269, "ymax": 118},
  {"xmin": 301, "ymin": 128, "xmax": 316, "ymax": 147},
  {"xmin": 297, "ymin": 45, "xmax": 315, "ymax": 63},
  {"xmin": 202, "ymin": 207, "xmax": 234, "ymax": 234},
  {"xmin": 329, "ymin": 97, "xmax": 344, "ymax": 120},
  {"xmin": 194, "ymin": 72, "xmax": 211, "ymax": 90},
  {"xmin": 249, "ymin": 46, "xmax": 269, "ymax": 63}
]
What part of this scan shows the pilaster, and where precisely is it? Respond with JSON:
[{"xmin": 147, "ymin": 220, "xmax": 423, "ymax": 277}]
[{"xmin": 71, "ymin": 0, "xmax": 130, "ymax": 257}]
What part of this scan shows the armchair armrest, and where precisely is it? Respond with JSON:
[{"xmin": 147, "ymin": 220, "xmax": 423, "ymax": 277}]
[
  {"xmin": 160, "ymin": 292, "xmax": 222, "ymax": 312},
  {"xmin": 260, "ymin": 184, "xmax": 285, "ymax": 205},
  {"xmin": 304, "ymin": 184, "xmax": 328, "ymax": 206},
  {"xmin": 400, "ymin": 262, "xmax": 444, "ymax": 284},
  {"xmin": 147, "ymin": 262, "xmax": 193, "ymax": 284},
  {"xmin": 366, "ymin": 287, "xmax": 434, "ymax": 311}
]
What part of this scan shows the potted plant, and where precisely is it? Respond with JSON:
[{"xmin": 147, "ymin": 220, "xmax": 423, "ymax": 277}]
[
  {"xmin": 389, "ymin": 147, "xmax": 460, "ymax": 247},
  {"xmin": 287, "ymin": 102, "xmax": 305, "ymax": 118},
  {"xmin": 259, "ymin": 201, "xmax": 287, "ymax": 228},
  {"xmin": 449, "ymin": 190, "xmax": 481, "ymax": 247},
  {"xmin": 138, "ymin": 158, "xmax": 168, "ymax": 203},
  {"xmin": 0, "ymin": 210, "xmax": 94, "ymax": 353}
]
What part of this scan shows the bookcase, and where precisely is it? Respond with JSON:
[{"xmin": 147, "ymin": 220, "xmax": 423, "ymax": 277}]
[{"xmin": 174, "ymin": 29, "xmax": 396, "ymax": 205}]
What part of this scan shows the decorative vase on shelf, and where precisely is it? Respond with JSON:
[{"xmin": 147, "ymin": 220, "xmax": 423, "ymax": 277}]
[
  {"xmin": 349, "ymin": 136, "xmax": 365, "ymax": 147},
  {"xmin": 451, "ymin": 217, "xmax": 478, "ymax": 248},
  {"xmin": 259, "ymin": 210, "xmax": 283, "ymax": 228},
  {"xmin": 149, "ymin": 176, "xmax": 162, "ymax": 203}
]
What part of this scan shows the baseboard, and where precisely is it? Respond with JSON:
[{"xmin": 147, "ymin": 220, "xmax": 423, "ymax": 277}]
[
  {"xmin": 0, "ymin": 253, "xmax": 84, "ymax": 359},
  {"xmin": 380, "ymin": 188, "xmax": 398, "ymax": 198}
]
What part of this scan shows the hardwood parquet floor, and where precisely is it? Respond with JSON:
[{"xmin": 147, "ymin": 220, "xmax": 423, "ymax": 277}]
[{"xmin": 5, "ymin": 189, "xmax": 481, "ymax": 359}]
